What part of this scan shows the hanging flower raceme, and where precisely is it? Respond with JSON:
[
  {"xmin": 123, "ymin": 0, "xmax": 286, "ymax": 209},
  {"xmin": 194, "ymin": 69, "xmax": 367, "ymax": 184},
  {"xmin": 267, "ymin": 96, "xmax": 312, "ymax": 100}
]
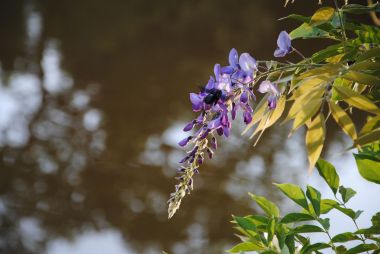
[
  {"xmin": 169, "ymin": 39, "xmax": 292, "ymax": 217},
  {"xmin": 168, "ymin": 48, "xmax": 259, "ymax": 218}
]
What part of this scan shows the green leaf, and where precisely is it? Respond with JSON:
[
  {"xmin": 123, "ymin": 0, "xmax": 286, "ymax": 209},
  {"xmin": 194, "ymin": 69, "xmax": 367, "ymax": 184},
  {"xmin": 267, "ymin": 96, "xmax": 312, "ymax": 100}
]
[
  {"xmin": 341, "ymin": 3, "xmax": 380, "ymax": 14},
  {"xmin": 329, "ymin": 101, "xmax": 357, "ymax": 140},
  {"xmin": 354, "ymin": 153, "xmax": 380, "ymax": 184},
  {"xmin": 249, "ymin": 193, "xmax": 280, "ymax": 218},
  {"xmin": 372, "ymin": 212, "xmax": 380, "ymax": 227},
  {"xmin": 234, "ymin": 216, "xmax": 256, "ymax": 232},
  {"xmin": 281, "ymin": 213, "xmax": 316, "ymax": 224},
  {"xmin": 274, "ymin": 183, "xmax": 309, "ymax": 210},
  {"xmin": 276, "ymin": 224, "xmax": 287, "ymax": 250},
  {"xmin": 301, "ymin": 242, "xmax": 331, "ymax": 254},
  {"xmin": 333, "ymin": 85, "xmax": 380, "ymax": 115},
  {"xmin": 292, "ymin": 224, "xmax": 325, "ymax": 233},
  {"xmin": 334, "ymin": 205, "xmax": 357, "ymax": 219},
  {"xmin": 246, "ymin": 215, "xmax": 270, "ymax": 228},
  {"xmin": 289, "ymin": 23, "xmax": 331, "ymax": 40},
  {"xmin": 285, "ymin": 234, "xmax": 296, "ymax": 254},
  {"xmin": 267, "ymin": 218, "xmax": 276, "ymax": 243},
  {"xmin": 310, "ymin": 7, "xmax": 335, "ymax": 27},
  {"xmin": 319, "ymin": 218, "xmax": 330, "ymax": 231},
  {"xmin": 312, "ymin": 43, "xmax": 344, "ymax": 63},
  {"xmin": 355, "ymin": 226, "xmax": 380, "ymax": 234},
  {"xmin": 356, "ymin": 47, "xmax": 380, "ymax": 62},
  {"xmin": 315, "ymin": 159, "xmax": 340, "ymax": 194},
  {"xmin": 227, "ymin": 242, "xmax": 266, "ymax": 253},
  {"xmin": 344, "ymin": 244, "xmax": 379, "ymax": 254},
  {"xmin": 332, "ymin": 232, "xmax": 360, "ymax": 243},
  {"xmin": 320, "ymin": 199, "xmax": 338, "ymax": 214},
  {"xmin": 279, "ymin": 14, "xmax": 310, "ymax": 23},
  {"xmin": 355, "ymin": 210, "xmax": 363, "ymax": 220},
  {"xmin": 338, "ymin": 186, "xmax": 357, "ymax": 203},
  {"xmin": 336, "ymin": 245, "xmax": 348, "ymax": 254},
  {"xmin": 306, "ymin": 185, "xmax": 321, "ymax": 216}
]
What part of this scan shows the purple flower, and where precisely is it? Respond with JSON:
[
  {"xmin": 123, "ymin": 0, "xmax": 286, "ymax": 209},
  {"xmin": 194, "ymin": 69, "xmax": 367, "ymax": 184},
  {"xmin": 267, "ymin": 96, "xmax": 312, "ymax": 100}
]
[
  {"xmin": 274, "ymin": 31, "xmax": 292, "ymax": 58},
  {"xmin": 183, "ymin": 120, "xmax": 196, "ymax": 132},
  {"xmin": 243, "ymin": 111, "xmax": 252, "ymax": 124},
  {"xmin": 240, "ymin": 91, "xmax": 248, "ymax": 103},
  {"xmin": 239, "ymin": 53, "xmax": 257, "ymax": 76},
  {"xmin": 190, "ymin": 93, "xmax": 204, "ymax": 112},
  {"xmin": 178, "ymin": 136, "xmax": 192, "ymax": 147},
  {"xmin": 228, "ymin": 48, "xmax": 239, "ymax": 68},
  {"xmin": 258, "ymin": 80, "xmax": 280, "ymax": 110}
]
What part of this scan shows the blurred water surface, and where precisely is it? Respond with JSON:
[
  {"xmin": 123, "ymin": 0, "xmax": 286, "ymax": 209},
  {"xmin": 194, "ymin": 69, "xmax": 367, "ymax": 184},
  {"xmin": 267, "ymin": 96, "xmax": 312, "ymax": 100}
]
[{"xmin": 1, "ymin": 0, "xmax": 379, "ymax": 253}]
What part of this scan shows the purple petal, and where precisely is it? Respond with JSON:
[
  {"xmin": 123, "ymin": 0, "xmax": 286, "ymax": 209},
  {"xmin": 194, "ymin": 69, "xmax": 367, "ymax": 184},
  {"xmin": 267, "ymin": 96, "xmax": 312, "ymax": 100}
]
[
  {"xmin": 240, "ymin": 91, "xmax": 248, "ymax": 103},
  {"xmin": 229, "ymin": 48, "xmax": 238, "ymax": 68},
  {"xmin": 274, "ymin": 31, "xmax": 292, "ymax": 57},
  {"xmin": 268, "ymin": 94, "xmax": 278, "ymax": 110},
  {"xmin": 243, "ymin": 111, "xmax": 252, "ymax": 124},
  {"xmin": 220, "ymin": 66, "xmax": 234, "ymax": 74},
  {"xmin": 210, "ymin": 137, "xmax": 217, "ymax": 150},
  {"xmin": 178, "ymin": 136, "xmax": 192, "ymax": 147},
  {"xmin": 216, "ymin": 127, "xmax": 224, "ymax": 136},
  {"xmin": 190, "ymin": 93, "xmax": 203, "ymax": 112},
  {"xmin": 205, "ymin": 76, "xmax": 215, "ymax": 91},
  {"xmin": 200, "ymin": 129, "xmax": 210, "ymax": 139},
  {"xmin": 274, "ymin": 48, "xmax": 288, "ymax": 58},
  {"xmin": 183, "ymin": 120, "xmax": 195, "ymax": 132},
  {"xmin": 179, "ymin": 156, "xmax": 190, "ymax": 163},
  {"xmin": 277, "ymin": 31, "xmax": 291, "ymax": 51},
  {"xmin": 214, "ymin": 64, "xmax": 221, "ymax": 79},
  {"xmin": 223, "ymin": 126, "xmax": 230, "ymax": 137},
  {"xmin": 258, "ymin": 80, "xmax": 271, "ymax": 93},
  {"xmin": 239, "ymin": 53, "xmax": 257, "ymax": 74}
]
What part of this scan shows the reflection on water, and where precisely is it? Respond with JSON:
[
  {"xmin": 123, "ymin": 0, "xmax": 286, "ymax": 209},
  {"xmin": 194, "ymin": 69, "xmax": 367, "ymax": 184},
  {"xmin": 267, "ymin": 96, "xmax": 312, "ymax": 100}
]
[{"xmin": 1, "ymin": 0, "xmax": 379, "ymax": 253}]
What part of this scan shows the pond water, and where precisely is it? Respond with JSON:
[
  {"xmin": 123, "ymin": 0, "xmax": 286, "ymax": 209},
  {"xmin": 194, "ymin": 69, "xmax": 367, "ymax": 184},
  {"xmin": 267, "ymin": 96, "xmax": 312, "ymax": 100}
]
[{"xmin": 0, "ymin": 0, "xmax": 379, "ymax": 253}]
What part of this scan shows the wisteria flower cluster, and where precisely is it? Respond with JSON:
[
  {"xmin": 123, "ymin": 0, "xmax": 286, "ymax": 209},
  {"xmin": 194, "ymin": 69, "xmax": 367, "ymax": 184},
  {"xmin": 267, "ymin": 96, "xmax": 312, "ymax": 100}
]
[{"xmin": 168, "ymin": 31, "xmax": 292, "ymax": 218}]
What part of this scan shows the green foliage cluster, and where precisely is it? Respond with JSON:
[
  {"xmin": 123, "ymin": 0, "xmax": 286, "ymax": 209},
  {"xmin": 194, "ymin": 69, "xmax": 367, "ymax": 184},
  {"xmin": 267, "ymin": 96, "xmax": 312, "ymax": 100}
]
[
  {"xmin": 229, "ymin": 148, "xmax": 380, "ymax": 254},
  {"xmin": 243, "ymin": 2, "xmax": 380, "ymax": 172},
  {"xmin": 229, "ymin": 2, "xmax": 380, "ymax": 253}
]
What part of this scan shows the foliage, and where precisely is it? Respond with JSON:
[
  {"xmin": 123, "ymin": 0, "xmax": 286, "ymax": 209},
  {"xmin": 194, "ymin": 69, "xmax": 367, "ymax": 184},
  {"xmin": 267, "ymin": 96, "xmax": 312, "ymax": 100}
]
[
  {"xmin": 229, "ymin": 148, "xmax": 380, "ymax": 254},
  {"xmin": 168, "ymin": 0, "xmax": 380, "ymax": 219},
  {"xmin": 167, "ymin": 0, "xmax": 380, "ymax": 253}
]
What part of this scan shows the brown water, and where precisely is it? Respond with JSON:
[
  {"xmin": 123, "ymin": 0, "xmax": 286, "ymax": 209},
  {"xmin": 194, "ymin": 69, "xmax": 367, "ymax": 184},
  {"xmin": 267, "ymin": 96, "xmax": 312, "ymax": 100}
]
[{"xmin": 0, "ymin": 1, "xmax": 362, "ymax": 253}]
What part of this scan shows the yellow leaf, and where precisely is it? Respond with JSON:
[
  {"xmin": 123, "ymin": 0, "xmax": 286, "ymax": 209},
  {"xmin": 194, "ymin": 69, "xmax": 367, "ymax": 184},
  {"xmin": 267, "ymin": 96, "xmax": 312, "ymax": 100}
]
[
  {"xmin": 329, "ymin": 101, "xmax": 357, "ymax": 140},
  {"xmin": 326, "ymin": 53, "xmax": 345, "ymax": 63},
  {"xmin": 333, "ymin": 85, "xmax": 380, "ymax": 114},
  {"xmin": 306, "ymin": 113, "xmax": 326, "ymax": 173},
  {"xmin": 284, "ymin": 87, "xmax": 325, "ymax": 124},
  {"xmin": 354, "ymin": 128, "xmax": 380, "ymax": 147},
  {"xmin": 249, "ymin": 97, "xmax": 286, "ymax": 142},
  {"xmin": 343, "ymin": 70, "xmax": 380, "ymax": 86},
  {"xmin": 310, "ymin": 7, "xmax": 335, "ymax": 27},
  {"xmin": 250, "ymin": 111, "xmax": 270, "ymax": 139},
  {"xmin": 290, "ymin": 77, "xmax": 328, "ymax": 100},
  {"xmin": 242, "ymin": 94, "xmax": 269, "ymax": 135},
  {"xmin": 297, "ymin": 63, "xmax": 343, "ymax": 80},
  {"xmin": 291, "ymin": 98, "xmax": 322, "ymax": 134},
  {"xmin": 360, "ymin": 115, "xmax": 380, "ymax": 135}
]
